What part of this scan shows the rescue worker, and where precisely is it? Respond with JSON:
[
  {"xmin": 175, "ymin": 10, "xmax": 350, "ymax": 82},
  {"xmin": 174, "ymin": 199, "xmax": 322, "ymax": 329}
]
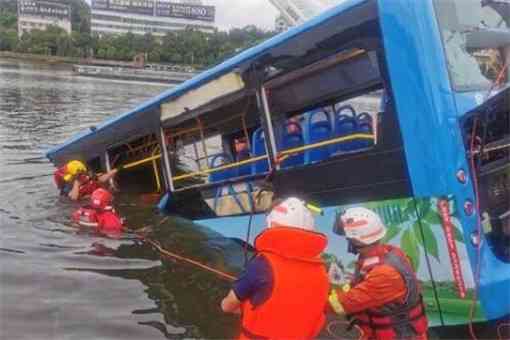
[
  {"xmin": 72, "ymin": 188, "xmax": 123, "ymax": 236},
  {"xmin": 329, "ymin": 207, "xmax": 429, "ymax": 340},
  {"xmin": 54, "ymin": 160, "xmax": 118, "ymax": 201},
  {"xmin": 221, "ymin": 197, "xmax": 330, "ymax": 340}
]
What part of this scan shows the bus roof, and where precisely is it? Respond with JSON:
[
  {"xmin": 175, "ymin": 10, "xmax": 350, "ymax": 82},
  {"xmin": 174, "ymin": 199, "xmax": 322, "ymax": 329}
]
[{"xmin": 46, "ymin": 0, "xmax": 376, "ymax": 165}]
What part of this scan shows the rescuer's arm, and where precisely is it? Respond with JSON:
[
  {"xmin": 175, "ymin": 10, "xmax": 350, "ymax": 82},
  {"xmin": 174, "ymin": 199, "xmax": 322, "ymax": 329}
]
[
  {"xmin": 68, "ymin": 179, "xmax": 81, "ymax": 201},
  {"xmin": 331, "ymin": 264, "xmax": 407, "ymax": 315},
  {"xmin": 97, "ymin": 168, "xmax": 118, "ymax": 184},
  {"xmin": 221, "ymin": 290, "xmax": 241, "ymax": 314},
  {"xmin": 221, "ymin": 256, "xmax": 272, "ymax": 315}
]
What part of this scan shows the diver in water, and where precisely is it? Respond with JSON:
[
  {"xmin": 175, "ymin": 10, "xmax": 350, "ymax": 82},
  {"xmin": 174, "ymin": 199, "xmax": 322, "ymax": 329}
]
[
  {"xmin": 72, "ymin": 188, "xmax": 124, "ymax": 236},
  {"xmin": 221, "ymin": 197, "xmax": 329, "ymax": 340},
  {"xmin": 54, "ymin": 160, "xmax": 118, "ymax": 201}
]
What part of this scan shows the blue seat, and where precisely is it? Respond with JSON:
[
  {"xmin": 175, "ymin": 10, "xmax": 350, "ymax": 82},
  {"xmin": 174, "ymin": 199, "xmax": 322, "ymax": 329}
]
[
  {"xmin": 334, "ymin": 113, "xmax": 358, "ymax": 153},
  {"xmin": 335, "ymin": 104, "xmax": 356, "ymax": 118},
  {"xmin": 355, "ymin": 112, "xmax": 374, "ymax": 149},
  {"xmin": 280, "ymin": 120, "xmax": 305, "ymax": 168},
  {"xmin": 209, "ymin": 153, "xmax": 236, "ymax": 183},
  {"xmin": 251, "ymin": 127, "xmax": 270, "ymax": 174},
  {"xmin": 306, "ymin": 110, "xmax": 332, "ymax": 163}
]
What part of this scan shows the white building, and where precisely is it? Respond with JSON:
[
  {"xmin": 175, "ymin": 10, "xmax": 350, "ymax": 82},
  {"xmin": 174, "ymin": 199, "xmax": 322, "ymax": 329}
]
[
  {"xmin": 17, "ymin": 0, "xmax": 72, "ymax": 38},
  {"xmin": 91, "ymin": 0, "xmax": 216, "ymax": 37}
]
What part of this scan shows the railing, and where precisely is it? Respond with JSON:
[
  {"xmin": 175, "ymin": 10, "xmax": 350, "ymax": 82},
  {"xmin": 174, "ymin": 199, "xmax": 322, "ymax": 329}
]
[{"xmin": 120, "ymin": 133, "xmax": 375, "ymax": 187}]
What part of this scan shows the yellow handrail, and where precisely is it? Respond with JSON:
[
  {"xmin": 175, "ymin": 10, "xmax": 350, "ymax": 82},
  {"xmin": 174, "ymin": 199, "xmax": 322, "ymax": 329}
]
[
  {"xmin": 120, "ymin": 133, "xmax": 376, "ymax": 184},
  {"xmin": 172, "ymin": 133, "xmax": 375, "ymax": 183},
  {"xmin": 172, "ymin": 155, "xmax": 269, "ymax": 182},
  {"xmin": 280, "ymin": 133, "xmax": 374, "ymax": 157},
  {"xmin": 122, "ymin": 154, "xmax": 162, "ymax": 169},
  {"xmin": 152, "ymin": 146, "xmax": 162, "ymax": 192}
]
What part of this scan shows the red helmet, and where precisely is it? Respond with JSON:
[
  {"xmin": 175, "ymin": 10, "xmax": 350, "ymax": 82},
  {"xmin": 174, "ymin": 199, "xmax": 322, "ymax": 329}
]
[{"xmin": 90, "ymin": 188, "xmax": 113, "ymax": 210}]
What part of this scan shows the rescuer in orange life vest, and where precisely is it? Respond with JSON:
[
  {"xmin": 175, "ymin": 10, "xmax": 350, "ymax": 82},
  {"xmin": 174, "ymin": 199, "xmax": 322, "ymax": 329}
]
[
  {"xmin": 72, "ymin": 188, "xmax": 124, "ymax": 236},
  {"xmin": 329, "ymin": 207, "xmax": 429, "ymax": 340},
  {"xmin": 54, "ymin": 160, "xmax": 118, "ymax": 201},
  {"xmin": 221, "ymin": 197, "xmax": 330, "ymax": 340}
]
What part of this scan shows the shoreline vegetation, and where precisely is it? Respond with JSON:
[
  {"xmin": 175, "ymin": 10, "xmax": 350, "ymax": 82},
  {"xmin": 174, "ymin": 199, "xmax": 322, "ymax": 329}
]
[
  {"xmin": 0, "ymin": 51, "xmax": 79, "ymax": 65},
  {"xmin": 0, "ymin": 0, "xmax": 276, "ymax": 69}
]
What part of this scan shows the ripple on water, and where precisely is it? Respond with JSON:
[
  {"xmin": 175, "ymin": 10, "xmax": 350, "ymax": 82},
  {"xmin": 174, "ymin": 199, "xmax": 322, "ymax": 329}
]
[{"xmin": 0, "ymin": 60, "xmax": 240, "ymax": 339}]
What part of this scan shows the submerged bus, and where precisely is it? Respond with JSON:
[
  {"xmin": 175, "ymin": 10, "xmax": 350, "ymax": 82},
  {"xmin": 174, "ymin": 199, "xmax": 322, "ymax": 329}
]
[{"xmin": 47, "ymin": 0, "xmax": 510, "ymax": 329}]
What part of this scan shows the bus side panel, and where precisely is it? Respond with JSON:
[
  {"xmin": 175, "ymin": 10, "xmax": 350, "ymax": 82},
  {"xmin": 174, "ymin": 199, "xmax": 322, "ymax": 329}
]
[
  {"xmin": 197, "ymin": 197, "xmax": 475, "ymax": 327},
  {"xmin": 378, "ymin": 0, "xmax": 509, "ymax": 321}
]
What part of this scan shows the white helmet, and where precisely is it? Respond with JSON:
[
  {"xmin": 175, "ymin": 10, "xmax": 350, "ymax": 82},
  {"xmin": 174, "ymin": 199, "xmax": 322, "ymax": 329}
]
[
  {"xmin": 266, "ymin": 197, "xmax": 315, "ymax": 231},
  {"xmin": 339, "ymin": 207, "xmax": 386, "ymax": 245}
]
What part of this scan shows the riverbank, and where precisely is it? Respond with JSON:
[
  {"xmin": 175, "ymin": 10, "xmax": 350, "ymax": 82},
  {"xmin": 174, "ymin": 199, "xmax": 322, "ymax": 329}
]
[{"xmin": 0, "ymin": 51, "xmax": 79, "ymax": 66}]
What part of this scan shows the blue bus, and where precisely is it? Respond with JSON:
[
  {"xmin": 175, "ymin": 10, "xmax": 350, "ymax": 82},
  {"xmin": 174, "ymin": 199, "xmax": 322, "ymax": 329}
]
[{"xmin": 47, "ymin": 0, "xmax": 510, "ymax": 328}]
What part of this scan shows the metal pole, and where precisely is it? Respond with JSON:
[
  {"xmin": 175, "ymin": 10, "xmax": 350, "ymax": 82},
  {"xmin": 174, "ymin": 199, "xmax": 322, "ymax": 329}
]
[
  {"xmin": 160, "ymin": 127, "xmax": 175, "ymax": 192},
  {"xmin": 256, "ymin": 86, "xmax": 279, "ymax": 169},
  {"xmin": 104, "ymin": 150, "xmax": 114, "ymax": 187}
]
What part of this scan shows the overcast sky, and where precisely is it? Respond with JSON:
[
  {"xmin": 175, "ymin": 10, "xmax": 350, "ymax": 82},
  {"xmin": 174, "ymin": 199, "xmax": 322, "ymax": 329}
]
[{"xmin": 212, "ymin": 0, "xmax": 279, "ymax": 31}]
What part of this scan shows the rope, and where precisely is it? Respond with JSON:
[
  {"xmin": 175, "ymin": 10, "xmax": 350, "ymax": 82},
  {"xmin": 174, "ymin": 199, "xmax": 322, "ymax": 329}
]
[
  {"xmin": 326, "ymin": 320, "xmax": 361, "ymax": 340},
  {"xmin": 468, "ymin": 118, "xmax": 482, "ymax": 340},
  {"xmin": 135, "ymin": 230, "xmax": 237, "ymax": 282}
]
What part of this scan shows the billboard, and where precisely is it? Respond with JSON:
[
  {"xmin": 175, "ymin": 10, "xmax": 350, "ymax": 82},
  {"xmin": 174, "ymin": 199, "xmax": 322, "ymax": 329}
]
[
  {"xmin": 91, "ymin": 0, "xmax": 215, "ymax": 22},
  {"xmin": 19, "ymin": 0, "xmax": 71, "ymax": 20}
]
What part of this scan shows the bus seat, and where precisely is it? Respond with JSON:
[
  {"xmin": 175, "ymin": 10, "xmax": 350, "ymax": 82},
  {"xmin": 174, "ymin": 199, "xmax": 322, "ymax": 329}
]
[
  {"xmin": 334, "ymin": 113, "xmax": 358, "ymax": 153},
  {"xmin": 251, "ymin": 127, "xmax": 269, "ymax": 174},
  {"xmin": 335, "ymin": 104, "xmax": 356, "ymax": 117},
  {"xmin": 307, "ymin": 110, "xmax": 332, "ymax": 163},
  {"xmin": 281, "ymin": 120, "xmax": 305, "ymax": 168},
  {"xmin": 355, "ymin": 112, "xmax": 374, "ymax": 149},
  {"xmin": 209, "ymin": 153, "xmax": 236, "ymax": 183}
]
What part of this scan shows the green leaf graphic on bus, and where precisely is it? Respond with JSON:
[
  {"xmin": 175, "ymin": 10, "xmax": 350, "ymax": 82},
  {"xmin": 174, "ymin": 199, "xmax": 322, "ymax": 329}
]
[{"xmin": 371, "ymin": 198, "xmax": 465, "ymax": 272}]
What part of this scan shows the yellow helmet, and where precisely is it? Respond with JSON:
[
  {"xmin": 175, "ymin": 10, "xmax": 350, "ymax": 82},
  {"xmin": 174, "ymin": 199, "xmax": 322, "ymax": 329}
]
[{"xmin": 63, "ymin": 160, "xmax": 87, "ymax": 182}]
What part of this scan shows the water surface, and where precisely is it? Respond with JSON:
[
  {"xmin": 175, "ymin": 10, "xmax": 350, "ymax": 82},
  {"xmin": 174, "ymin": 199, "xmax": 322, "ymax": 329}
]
[{"xmin": 0, "ymin": 59, "xmax": 241, "ymax": 340}]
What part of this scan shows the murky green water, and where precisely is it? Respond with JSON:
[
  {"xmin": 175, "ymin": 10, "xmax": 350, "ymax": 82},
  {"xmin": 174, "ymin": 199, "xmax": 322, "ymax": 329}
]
[{"xmin": 0, "ymin": 59, "xmax": 243, "ymax": 339}]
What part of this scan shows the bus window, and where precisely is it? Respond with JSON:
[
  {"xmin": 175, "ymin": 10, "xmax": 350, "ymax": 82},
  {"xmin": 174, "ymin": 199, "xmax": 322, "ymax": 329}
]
[
  {"xmin": 434, "ymin": 0, "xmax": 510, "ymax": 91},
  {"xmin": 270, "ymin": 90, "xmax": 382, "ymax": 169}
]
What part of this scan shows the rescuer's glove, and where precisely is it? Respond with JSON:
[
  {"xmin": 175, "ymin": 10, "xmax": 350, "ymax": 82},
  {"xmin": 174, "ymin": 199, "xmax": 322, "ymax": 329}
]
[{"xmin": 328, "ymin": 285, "xmax": 350, "ymax": 315}]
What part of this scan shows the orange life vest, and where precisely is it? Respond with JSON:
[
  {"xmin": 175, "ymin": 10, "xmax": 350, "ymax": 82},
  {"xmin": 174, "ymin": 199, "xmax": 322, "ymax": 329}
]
[
  {"xmin": 350, "ymin": 244, "xmax": 428, "ymax": 340},
  {"xmin": 240, "ymin": 226, "xmax": 329, "ymax": 340},
  {"xmin": 72, "ymin": 206, "xmax": 123, "ymax": 233}
]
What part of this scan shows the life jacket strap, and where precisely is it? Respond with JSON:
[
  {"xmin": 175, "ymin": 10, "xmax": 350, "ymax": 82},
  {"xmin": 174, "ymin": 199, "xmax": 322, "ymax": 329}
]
[{"xmin": 350, "ymin": 298, "xmax": 426, "ymax": 329}]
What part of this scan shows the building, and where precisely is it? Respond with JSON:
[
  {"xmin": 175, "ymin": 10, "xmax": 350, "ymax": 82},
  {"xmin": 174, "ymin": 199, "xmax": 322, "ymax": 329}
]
[
  {"xmin": 90, "ymin": 0, "xmax": 216, "ymax": 37},
  {"xmin": 17, "ymin": 0, "xmax": 71, "ymax": 38}
]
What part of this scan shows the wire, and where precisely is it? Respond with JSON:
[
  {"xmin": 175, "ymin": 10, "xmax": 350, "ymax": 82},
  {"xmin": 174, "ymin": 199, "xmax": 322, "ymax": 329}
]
[
  {"xmin": 486, "ymin": 62, "xmax": 509, "ymax": 100},
  {"xmin": 244, "ymin": 213, "xmax": 254, "ymax": 267},
  {"xmin": 468, "ymin": 118, "xmax": 482, "ymax": 340},
  {"xmin": 142, "ymin": 236, "xmax": 237, "ymax": 282}
]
